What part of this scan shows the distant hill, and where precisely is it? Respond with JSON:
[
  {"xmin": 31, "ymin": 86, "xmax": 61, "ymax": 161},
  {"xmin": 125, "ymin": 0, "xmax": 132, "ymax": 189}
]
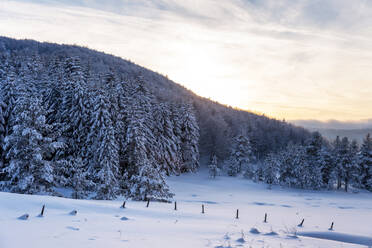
[
  {"xmin": 310, "ymin": 128, "xmax": 372, "ymax": 144},
  {"xmin": 0, "ymin": 36, "xmax": 311, "ymax": 160}
]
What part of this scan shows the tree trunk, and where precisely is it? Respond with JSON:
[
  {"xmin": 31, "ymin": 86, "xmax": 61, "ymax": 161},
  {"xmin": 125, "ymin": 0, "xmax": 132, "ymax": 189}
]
[
  {"xmin": 345, "ymin": 177, "xmax": 348, "ymax": 192},
  {"xmin": 337, "ymin": 177, "xmax": 342, "ymax": 189}
]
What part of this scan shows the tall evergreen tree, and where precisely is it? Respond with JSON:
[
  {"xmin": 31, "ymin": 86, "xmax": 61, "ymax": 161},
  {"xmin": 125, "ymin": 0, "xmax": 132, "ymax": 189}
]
[
  {"xmin": 227, "ymin": 133, "xmax": 253, "ymax": 176},
  {"xmin": 153, "ymin": 103, "xmax": 182, "ymax": 175},
  {"xmin": 262, "ymin": 153, "xmax": 279, "ymax": 187},
  {"xmin": 2, "ymin": 83, "xmax": 54, "ymax": 194},
  {"xmin": 359, "ymin": 133, "xmax": 372, "ymax": 191},
  {"xmin": 179, "ymin": 103, "xmax": 200, "ymax": 172},
  {"xmin": 88, "ymin": 90, "xmax": 120, "ymax": 200},
  {"xmin": 320, "ymin": 146, "xmax": 336, "ymax": 188},
  {"xmin": 122, "ymin": 77, "xmax": 173, "ymax": 200}
]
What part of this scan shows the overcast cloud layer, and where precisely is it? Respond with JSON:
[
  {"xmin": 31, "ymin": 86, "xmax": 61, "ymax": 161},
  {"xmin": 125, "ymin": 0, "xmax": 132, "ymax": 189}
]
[{"xmin": 1, "ymin": 0, "xmax": 372, "ymax": 123}]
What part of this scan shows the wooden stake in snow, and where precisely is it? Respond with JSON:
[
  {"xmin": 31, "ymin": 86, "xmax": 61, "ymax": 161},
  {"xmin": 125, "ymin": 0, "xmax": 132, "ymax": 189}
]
[
  {"xmin": 202, "ymin": 204, "xmax": 205, "ymax": 214},
  {"xmin": 264, "ymin": 213, "xmax": 267, "ymax": 223},
  {"xmin": 174, "ymin": 201, "xmax": 177, "ymax": 211},
  {"xmin": 121, "ymin": 201, "xmax": 126, "ymax": 208},
  {"xmin": 329, "ymin": 222, "xmax": 334, "ymax": 231},
  {"xmin": 39, "ymin": 205, "xmax": 45, "ymax": 217},
  {"xmin": 298, "ymin": 219, "xmax": 304, "ymax": 227},
  {"xmin": 236, "ymin": 209, "xmax": 239, "ymax": 219},
  {"xmin": 146, "ymin": 199, "xmax": 150, "ymax": 208}
]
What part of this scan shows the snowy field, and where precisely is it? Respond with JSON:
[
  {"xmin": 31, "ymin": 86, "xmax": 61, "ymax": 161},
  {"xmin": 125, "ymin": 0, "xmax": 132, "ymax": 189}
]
[{"xmin": 1, "ymin": 170, "xmax": 372, "ymax": 248}]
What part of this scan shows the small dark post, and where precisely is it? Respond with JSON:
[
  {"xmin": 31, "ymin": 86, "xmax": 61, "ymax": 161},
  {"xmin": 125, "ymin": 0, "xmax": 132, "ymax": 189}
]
[
  {"xmin": 202, "ymin": 204, "xmax": 205, "ymax": 214},
  {"xmin": 40, "ymin": 205, "xmax": 45, "ymax": 217},
  {"xmin": 121, "ymin": 201, "xmax": 126, "ymax": 208},
  {"xmin": 174, "ymin": 201, "xmax": 177, "ymax": 211},
  {"xmin": 264, "ymin": 213, "xmax": 267, "ymax": 223},
  {"xmin": 298, "ymin": 219, "xmax": 304, "ymax": 227},
  {"xmin": 236, "ymin": 209, "xmax": 239, "ymax": 219},
  {"xmin": 146, "ymin": 199, "xmax": 150, "ymax": 208},
  {"xmin": 329, "ymin": 222, "xmax": 334, "ymax": 231}
]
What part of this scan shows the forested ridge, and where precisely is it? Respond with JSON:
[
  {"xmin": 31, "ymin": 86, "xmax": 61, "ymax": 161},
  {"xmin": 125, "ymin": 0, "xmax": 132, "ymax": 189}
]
[{"xmin": 0, "ymin": 36, "xmax": 311, "ymax": 200}]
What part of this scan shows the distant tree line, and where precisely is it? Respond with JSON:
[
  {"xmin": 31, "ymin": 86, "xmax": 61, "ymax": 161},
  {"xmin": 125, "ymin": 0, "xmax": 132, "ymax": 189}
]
[{"xmin": 219, "ymin": 131, "xmax": 372, "ymax": 192}]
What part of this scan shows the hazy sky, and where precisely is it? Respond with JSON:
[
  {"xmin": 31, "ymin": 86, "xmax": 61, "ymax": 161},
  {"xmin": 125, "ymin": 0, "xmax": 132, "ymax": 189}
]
[{"xmin": 1, "ymin": 0, "xmax": 372, "ymax": 123}]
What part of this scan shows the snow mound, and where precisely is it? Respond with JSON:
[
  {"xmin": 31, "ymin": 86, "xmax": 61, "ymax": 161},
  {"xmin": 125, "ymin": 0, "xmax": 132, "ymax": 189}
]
[
  {"xmin": 264, "ymin": 231, "xmax": 278, "ymax": 236},
  {"xmin": 298, "ymin": 231, "xmax": 372, "ymax": 246},
  {"xmin": 120, "ymin": 216, "xmax": 129, "ymax": 221},
  {"xmin": 235, "ymin": 237, "xmax": 245, "ymax": 243},
  {"xmin": 18, "ymin": 214, "xmax": 29, "ymax": 220},
  {"xmin": 69, "ymin": 210, "xmax": 77, "ymax": 216},
  {"xmin": 249, "ymin": 227, "xmax": 260, "ymax": 234}
]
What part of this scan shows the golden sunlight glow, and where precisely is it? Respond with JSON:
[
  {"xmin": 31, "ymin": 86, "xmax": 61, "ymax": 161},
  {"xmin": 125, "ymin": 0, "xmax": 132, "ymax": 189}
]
[{"xmin": 1, "ymin": 0, "xmax": 372, "ymax": 122}]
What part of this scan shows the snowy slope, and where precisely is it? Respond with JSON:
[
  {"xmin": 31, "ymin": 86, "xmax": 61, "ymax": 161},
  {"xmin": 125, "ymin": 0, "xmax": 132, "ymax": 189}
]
[{"xmin": 1, "ymin": 171, "xmax": 372, "ymax": 248}]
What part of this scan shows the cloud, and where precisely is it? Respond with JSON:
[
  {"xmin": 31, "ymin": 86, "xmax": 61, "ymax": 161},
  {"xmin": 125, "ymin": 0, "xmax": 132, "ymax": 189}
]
[
  {"xmin": 292, "ymin": 119, "xmax": 372, "ymax": 130},
  {"xmin": 1, "ymin": 0, "xmax": 372, "ymax": 122}
]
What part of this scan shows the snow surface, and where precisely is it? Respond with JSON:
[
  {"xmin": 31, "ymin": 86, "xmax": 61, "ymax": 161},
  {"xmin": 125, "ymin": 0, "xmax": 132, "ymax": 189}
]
[{"xmin": 1, "ymin": 170, "xmax": 372, "ymax": 248}]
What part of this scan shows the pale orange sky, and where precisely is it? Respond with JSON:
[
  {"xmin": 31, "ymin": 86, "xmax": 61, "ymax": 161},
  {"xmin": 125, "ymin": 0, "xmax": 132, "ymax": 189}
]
[{"xmin": 1, "ymin": 0, "xmax": 372, "ymax": 122}]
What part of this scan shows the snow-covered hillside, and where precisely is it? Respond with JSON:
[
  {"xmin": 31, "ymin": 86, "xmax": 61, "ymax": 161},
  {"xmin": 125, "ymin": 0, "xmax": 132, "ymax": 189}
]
[{"xmin": 1, "ymin": 171, "xmax": 372, "ymax": 248}]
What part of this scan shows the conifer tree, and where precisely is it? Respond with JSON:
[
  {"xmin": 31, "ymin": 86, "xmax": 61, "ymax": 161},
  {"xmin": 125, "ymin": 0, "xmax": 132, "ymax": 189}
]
[
  {"xmin": 71, "ymin": 157, "xmax": 90, "ymax": 199},
  {"xmin": 153, "ymin": 103, "xmax": 182, "ymax": 175},
  {"xmin": 0, "ymin": 96, "xmax": 6, "ymax": 177},
  {"xmin": 359, "ymin": 134, "xmax": 372, "ymax": 191},
  {"xmin": 302, "ymin": 132, "xmax": 324, "ymax": 189},
  {"xmin": 88, "ymin": 90, "xmax": 120, "ymax": 200},
  {"xmin": 320, "ymin": 146, "xmax": 336, "ymax": 188},
  {"xmin": 122, "ymin": 77, "xmax": 173, "ymax": 200},
  {"xmin": 2, "ymin": 84, "xmax": 54, "ymax": 194},
  {"xmin": 227, "ymin": 133, "xmax": 254, "ymax": 176},
  {"xmin": 115, "ymin": 81, "xmax": 127, "ymax": 164},
  {"xmin": 262, "ymin": 153, "xmax": 279, "ymax": 187},
  {"xmin": 179, "ymin": 103, "xmax": 200, "ymax": 172}
]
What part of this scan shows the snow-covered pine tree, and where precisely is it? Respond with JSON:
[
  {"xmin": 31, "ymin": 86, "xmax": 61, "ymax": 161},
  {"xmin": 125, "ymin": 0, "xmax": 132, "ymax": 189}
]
[
  {"xmin": 1, "ymin": 69, "xmax": 17, "ymax": 128},
  {"xmin": 0, "ymin": 95, "xmax": 6, "ymax": 174},
  {"xmin": 302, "ymin": 132, "xmax": 324, "ymax": 189},
  {"xmin": 179, "ymin": 103, "xmax": 200, "ymax": 173},
  {"xmin": 0, "ymin": 65, "xmax": 19, "ymax": 184},
  {"xmin": 52, "ymin": 57, "xmax": 92, "ymax": 182},
  {"xmin": 153, "ymin": 103, "xmax": 182, "ymax": 175},
  {"xmin": 122, "ymin": 76, "xmax": 173, "ymax": 200},
  {"xmin": 262, "ymin": 152, "xmax": 279, "ymax": 188},
  {"xmin": 71, "ymin": 157, "xmax": 90, "ymax": 199},
  {"xmin": 127, "ymin": 157, "xmax": 173, "ymax": 201},
  {"xmin": 347, "ymin": 140, "xmax": 359, "ymax": 191},
  {"xmin": 103, "ymin": 70, "xmax": 119, "ymax": 131},
  {"xmin": 208, "ymin": 154, "xmax": 218, "ymax": 179},
  {"xmin": 2, "ymin": 82, "xmax": 54, "ymax": 194},
  {"xmin": 45, "ymin": 57, "xmax": 64, "ymax": 125},
  {"xmin": 336, "ymin": 137, "xmax": 358, "ymax": 191},
  {"xmin": 300, "ymin": 159, "xmax": 323, "ymax": 190},
  {"xmin": 277, "ymin": 144, "xmax": 312, "ymax": 188},
  {"xmin": 320, "ymin": 146, "xmax": 336, "ymax": 188},
  {"xmin": 114, "ymin": 81, "xmax": 127, "ymax": 164},
  {"xmin": 123, "ymin": 112, "xmax": 173, "ymax": 200},
  {"xmin": 227, "ymin": 133, "xmax": 254, "ymax": 177},
  {"xmin": 278, "ymin": 144, "xmax": 304, "ymax": 187},
  {"xmin": 87, "ymin": 89, "xmax": 120, "ymax": 200},
  {"xmin": 359, "ymin": 133, "xmax": 372, "ymax": 191}
]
